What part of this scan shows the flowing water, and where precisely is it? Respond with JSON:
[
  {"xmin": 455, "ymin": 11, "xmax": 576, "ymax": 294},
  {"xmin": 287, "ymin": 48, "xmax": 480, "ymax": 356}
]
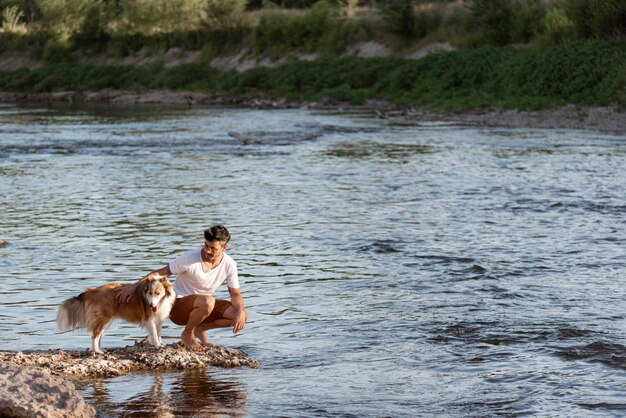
[{"xmin": 0, "ymin": 104, "xmax": 625, "ymax": 417}]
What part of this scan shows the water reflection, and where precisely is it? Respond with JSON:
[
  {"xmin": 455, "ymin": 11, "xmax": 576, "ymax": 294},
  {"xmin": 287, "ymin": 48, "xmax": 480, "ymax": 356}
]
[{"xmin": 81, "ymin": 369, "xmax": 248, "ymax": 417}]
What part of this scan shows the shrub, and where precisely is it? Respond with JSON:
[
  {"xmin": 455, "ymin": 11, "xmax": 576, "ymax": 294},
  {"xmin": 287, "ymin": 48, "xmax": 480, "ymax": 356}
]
[
  {"xmin": 204, "ymin": 0, "xmax": 249, "ymax": 30},
  {"xmin": 375, "ymin": 0, "xmax": 418, "ymax": 39},
  {"xmin": 42, "ymin": 33, "xmax": 75, "ymax": 63},
  {"xmin": 440, "ymin": 2, "xmax": 472, "ymax": 47},
  {"xmin": 273, "ymin": 0, "xmax": 318, "ymax": 8},
  {"xmin": 1, "ymin": 4, "xmax": 27, "ymax": 34},
  {"xmin": 37, "ymin": 0, "xmax": 96, "ymax": 34},
  {"xmin": 339, "ymin": 0, "xmax": 359, "ymax": 19},
  {"xmin": 413, "ymin": 3, "xmax": 446, "ymax": 39},
  {"xmin": 509, "ymin": 0, "xmax": 545, "ymax": 44},
  {"xmin": 469, "ymin": 0, "xmax": 513, "ymax": 46},
  {"xmin": 115, "ymin": 0, "xmax": 205, "ymax": 35},
  {"xmin": 254, "ymin": 2, "xmax": 357, "ymax": 57},
  {"xmin": 78, "ymin": 1, "xmax": 107, "ymax": 42},
  {"xmin": 566, "ymin": 0, "xmax": 626, "ymax": 39},
  {"xmin": 541, "ymin": 8, "xmax": 576, "ymax": 45}
]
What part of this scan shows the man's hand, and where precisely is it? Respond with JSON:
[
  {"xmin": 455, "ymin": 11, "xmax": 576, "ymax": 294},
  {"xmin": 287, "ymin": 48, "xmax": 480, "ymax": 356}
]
[
  {"xmin": 232, "ymin": 309, "xmax": 247, "ymax": 334},
  {"xmin": 115, "ymin": 283, "xmax": 137, "ymax": 304}
]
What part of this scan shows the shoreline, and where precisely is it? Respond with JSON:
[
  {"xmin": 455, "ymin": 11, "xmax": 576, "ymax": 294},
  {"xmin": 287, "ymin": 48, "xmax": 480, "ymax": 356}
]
[
  {"xmin": 1, "ymin": 90, "xmax": 625, "ymax": 135},
  {"xmin": 0, "ymin": 341, "xmax": 259, "ymax": 379}
]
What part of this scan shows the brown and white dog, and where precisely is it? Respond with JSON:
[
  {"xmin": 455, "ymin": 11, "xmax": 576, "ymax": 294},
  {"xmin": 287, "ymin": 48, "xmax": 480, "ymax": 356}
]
[{"xmin": 57, "ymin": 275, "xmax": 176, "ymax": 354}]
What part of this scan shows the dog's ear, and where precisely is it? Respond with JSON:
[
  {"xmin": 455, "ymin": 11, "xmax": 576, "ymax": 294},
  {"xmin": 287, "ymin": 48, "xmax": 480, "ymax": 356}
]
[
  {"xmin": 159, "ymin": 276, "xmax": 174, "ymax": 297},
  {"xmin": 135, "ymin": 278, "xmax": 151, "ymax": 296}
]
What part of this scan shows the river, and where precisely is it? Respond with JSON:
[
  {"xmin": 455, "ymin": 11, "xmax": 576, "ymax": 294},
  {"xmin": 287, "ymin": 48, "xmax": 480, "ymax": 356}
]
[{"xmin": 0, "ymin": 104, "xmax": 625, "ymax": 417}]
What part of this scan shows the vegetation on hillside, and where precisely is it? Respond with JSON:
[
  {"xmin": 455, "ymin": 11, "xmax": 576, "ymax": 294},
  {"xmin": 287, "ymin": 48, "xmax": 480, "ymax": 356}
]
[
  {"xmin": 0, "ymin": 0, "xmax": 625, "ymax": 60},
  {"xmin": 1, "ymin": 40, "xmax": 624, "ymax": 111},
  {"xmin": 0, "ymin": 1, "xmax": 624, "ymax": 110}
]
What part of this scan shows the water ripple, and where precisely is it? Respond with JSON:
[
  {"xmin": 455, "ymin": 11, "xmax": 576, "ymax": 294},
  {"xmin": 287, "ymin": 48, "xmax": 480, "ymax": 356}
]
[{"xmin": 0, "ymin": 105, "xmax": 625, "ymax": 417}]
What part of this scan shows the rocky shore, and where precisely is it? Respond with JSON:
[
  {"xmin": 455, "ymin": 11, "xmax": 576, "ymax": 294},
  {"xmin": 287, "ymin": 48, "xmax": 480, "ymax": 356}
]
[
  {"xmin": 0, "ymin": 90, "xmax": 624, "ymax": 135},
  {"xmin": 0, "ymin": 340, "xmax": 259, "ymax": 379},
  {"xmin": 0, "ymin": 341, "xmax": 258, "ymax": 417}
]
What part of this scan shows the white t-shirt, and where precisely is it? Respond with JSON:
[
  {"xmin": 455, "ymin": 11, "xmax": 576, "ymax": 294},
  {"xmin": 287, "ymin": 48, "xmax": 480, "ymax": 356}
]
[{"xmin": 169, "ymin": 248, "xmax": 239, "ymax": 298}]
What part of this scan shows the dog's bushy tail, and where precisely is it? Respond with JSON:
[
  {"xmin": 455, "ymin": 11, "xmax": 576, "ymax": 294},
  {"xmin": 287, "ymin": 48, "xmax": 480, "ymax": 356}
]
[{"xmin": 57, "ymin": 292, "xmax": 87, "ymax": 331}]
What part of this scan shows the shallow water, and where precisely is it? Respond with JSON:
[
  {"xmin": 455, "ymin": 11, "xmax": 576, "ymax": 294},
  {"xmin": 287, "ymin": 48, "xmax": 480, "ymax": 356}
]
[{"xmin": 0, "ymin": 104, "xmax": 625, "ymax": 417}]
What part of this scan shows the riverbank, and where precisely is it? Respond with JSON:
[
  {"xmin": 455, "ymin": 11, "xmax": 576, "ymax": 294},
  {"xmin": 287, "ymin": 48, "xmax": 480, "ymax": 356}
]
[
  {"xmin": 0, "ymin": 41, "xmax": 624, "ymax": 134},
  {"xmin": 1, "ymin": 90, "xmax": 624, "ymax": 135}
]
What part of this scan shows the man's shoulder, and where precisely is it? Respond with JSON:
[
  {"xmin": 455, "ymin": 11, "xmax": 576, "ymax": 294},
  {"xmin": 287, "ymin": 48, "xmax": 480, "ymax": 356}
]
[
  {"xmin": 222, "ymin": 252, "xmax": 237, "ymax": 268},
  {"xmin": 173, "ymin": 248, "xmax": 201, "ymax": 263}
]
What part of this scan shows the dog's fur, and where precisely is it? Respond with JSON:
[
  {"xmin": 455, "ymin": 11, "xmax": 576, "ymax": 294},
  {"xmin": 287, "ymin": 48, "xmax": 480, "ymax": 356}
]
[{"xmin": 57, "ymin": 275, "xmax": 176, "ymax": 353}]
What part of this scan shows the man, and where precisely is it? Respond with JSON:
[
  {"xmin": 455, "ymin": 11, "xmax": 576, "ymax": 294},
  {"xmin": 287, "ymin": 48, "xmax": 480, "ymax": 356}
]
[{"xmin": 117, "ymin": 224, "xmax": 248, "ymax": 351}]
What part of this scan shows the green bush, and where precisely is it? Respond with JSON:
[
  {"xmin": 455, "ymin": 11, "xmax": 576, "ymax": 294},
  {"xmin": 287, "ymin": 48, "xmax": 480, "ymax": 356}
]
[
  {"xmin": 440, "ymin": 2, "xmax": 472, "ymax": 48},
  {"xmin": 566, "ymin": 0, "xmax": 626, "ymax": 39},
  {"xmin": 1, "ymin": 4, "xmax": 27, "ymax": 34},
  {"xmin": 374, "ymin": 0, "xmax": 446, "ymax": 39},
  {"xmin": 541, "ymin": 8, "xmax": 576, "ymax": 45},
  {"xmin": 204, "ymin": 0, "xmax": 249, "ymax": 30},
  {"xmin": 115, "ymin": 0, "xmax": 205, "ymax": 35},
  {"xmin": 469, "ymin": 0, "xmax": 513, "ymax": 46},
  {"xmin": 78, "ymin": 1, "xmax": 107, "ymax": 42},
  {"xmin": 36, "ymin": 0, "xmax": 95, "ymax": 34},
  {"xmin": 42, "ymin": 35, "xmax": 75, "ymax": 64},
  {"xmin": 509, "ymin": 0, "xmax": 545, "ymax": 44},
  {"xmin": 254, "ymin": 2, "xmax": 360, "ymax": 57},
  {"xmin": 413, "ymin": 3, "xmax": 446, "ymax": 39},
  {"xmin": 375, "ymin": 0, "xmax": 418, "ymax": 39}
]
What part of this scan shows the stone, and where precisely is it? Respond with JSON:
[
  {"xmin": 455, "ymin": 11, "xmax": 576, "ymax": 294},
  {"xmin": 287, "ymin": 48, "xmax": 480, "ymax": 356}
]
[{"xmin": 0, "ymin": 363, "xmax": 96, "ymax": 418}]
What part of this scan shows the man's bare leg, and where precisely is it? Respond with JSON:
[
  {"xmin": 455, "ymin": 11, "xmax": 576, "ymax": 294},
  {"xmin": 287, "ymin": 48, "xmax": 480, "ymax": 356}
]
[
  {"xmin": 194, "ymin": 305, "xmax": 249, "ymax": 346},
  {"xmin": 195, "ymin": 319, "xmax": 232, "ymax": 346},
  {"xmin": 182, "ymin": 296, "xmax": 215, "ymax": 351}
]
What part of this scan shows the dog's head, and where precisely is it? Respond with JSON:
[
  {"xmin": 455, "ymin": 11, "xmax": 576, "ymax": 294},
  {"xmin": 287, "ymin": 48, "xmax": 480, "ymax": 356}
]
[{"xmin": 144, "ymin": 274, "xmax": 174, "ymax": 313}]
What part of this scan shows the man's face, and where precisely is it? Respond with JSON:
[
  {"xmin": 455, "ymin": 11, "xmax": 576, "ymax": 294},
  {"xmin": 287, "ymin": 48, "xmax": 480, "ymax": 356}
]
[{"xmin": 203, "ymin": 240, "xmax": 226, "ymax": 261}]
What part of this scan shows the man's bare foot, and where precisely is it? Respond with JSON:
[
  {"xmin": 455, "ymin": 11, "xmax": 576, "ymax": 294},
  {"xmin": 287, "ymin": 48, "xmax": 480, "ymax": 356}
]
[
  {"xmin": 181, "ymin": 331, "xmax": 204, "ymax": 352},
  {"xmin": 194, "ymin": 330, "xmax": 214, "ymax": 347}
]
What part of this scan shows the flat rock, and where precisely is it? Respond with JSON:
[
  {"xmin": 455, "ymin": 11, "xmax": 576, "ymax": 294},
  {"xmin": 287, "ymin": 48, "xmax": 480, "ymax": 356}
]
[
  {"xmin": 0, "ymin": 341, "xmax": 259, "ymax": 379},
  {"xmin": 0, "ymin": 363, "xmax": 96, "ymax": 417}
]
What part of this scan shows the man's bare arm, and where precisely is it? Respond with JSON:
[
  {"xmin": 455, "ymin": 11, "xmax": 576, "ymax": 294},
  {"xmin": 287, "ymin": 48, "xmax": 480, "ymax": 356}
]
[
  {"xmin": 228, "ymin": 287, "xmax": 247, "ymax": 334},
  {"xmin": 116, "ymin": 265, "xmax": 171, "ymax": 303}
]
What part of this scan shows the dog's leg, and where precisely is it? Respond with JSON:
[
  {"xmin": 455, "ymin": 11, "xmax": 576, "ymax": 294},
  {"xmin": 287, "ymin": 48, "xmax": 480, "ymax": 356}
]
[
  {"xmin": 156, "ymin": 319, "xmax": 164, "ymax": 347},
  {"xmin": 91, "ymin": 331, "xmax": 104, "ymax": 354},
  {"xmin": 146, "ymin": 317, "xmax": 160, "ymax": 348},
  {"xmin": 90, "ymin": 319, "xmax": 111, "ymax": 354}
]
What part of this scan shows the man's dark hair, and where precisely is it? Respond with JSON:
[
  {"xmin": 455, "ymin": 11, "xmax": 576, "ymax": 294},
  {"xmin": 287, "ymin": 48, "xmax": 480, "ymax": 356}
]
[{"xmin": 204, "ymin": 224, "xmax": 230, "ymax": 243}]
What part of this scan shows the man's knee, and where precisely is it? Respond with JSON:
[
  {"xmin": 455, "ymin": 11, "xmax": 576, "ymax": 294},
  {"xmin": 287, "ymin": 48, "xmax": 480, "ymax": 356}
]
[{"xmin": 194, "ymin": 295, "xmax": 215, "ymax": 315}]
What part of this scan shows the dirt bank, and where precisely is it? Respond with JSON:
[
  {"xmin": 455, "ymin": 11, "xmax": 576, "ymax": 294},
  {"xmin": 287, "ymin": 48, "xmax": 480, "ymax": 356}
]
[
  {"xmin": 0, "ymin": 90, "xmax": 624, "ymax": 135},
  {"xmin": 397, "ymin": 105, "xmax": 626, "ymax": 135}
]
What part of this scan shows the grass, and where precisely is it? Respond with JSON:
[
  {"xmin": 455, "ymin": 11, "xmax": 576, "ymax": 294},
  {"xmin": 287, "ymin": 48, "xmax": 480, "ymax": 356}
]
[{"xmin": 0, "ymin": 40, "xmax": 624, "ymax": 111}]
